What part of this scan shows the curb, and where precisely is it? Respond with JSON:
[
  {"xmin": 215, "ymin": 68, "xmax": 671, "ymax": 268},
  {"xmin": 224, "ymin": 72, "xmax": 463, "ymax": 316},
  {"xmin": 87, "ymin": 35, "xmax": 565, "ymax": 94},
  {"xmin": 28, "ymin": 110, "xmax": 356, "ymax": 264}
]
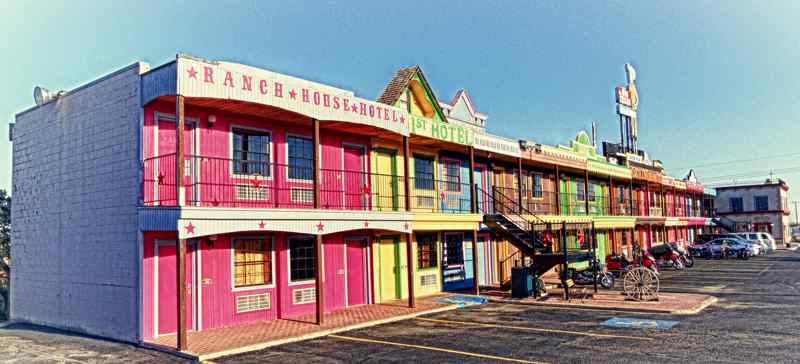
[
  {"xmin": 486, "ymin": 294, "xmax": 717, "ymax": 316},
  {"xmin": 144, "ymin": 304, "xmax": 459, "ymax": 362}
]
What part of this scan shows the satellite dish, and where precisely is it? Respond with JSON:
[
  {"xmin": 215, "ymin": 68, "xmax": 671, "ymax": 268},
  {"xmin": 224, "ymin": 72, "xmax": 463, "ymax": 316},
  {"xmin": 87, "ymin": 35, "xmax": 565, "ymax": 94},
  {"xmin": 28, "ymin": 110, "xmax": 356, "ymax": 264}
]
[{"xmin": 34, "ymin": 86, "xmax": 53, "ymax": 106}]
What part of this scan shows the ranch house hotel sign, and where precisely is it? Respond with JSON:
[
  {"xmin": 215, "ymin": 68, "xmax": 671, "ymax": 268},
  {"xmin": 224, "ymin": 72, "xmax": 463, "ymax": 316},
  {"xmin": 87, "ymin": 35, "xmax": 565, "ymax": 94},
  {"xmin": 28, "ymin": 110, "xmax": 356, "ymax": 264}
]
[{"xmin": 169, "ymin": 55, "xmax": 410, "ymax": 136}]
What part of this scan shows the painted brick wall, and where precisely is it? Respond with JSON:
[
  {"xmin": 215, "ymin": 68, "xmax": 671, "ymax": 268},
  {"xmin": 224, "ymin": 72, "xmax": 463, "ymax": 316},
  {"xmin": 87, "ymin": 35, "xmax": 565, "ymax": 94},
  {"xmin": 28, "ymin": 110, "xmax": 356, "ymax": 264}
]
[{"xmin": 11, "ymin": 63, "xmax": 148, "ymax": 342}]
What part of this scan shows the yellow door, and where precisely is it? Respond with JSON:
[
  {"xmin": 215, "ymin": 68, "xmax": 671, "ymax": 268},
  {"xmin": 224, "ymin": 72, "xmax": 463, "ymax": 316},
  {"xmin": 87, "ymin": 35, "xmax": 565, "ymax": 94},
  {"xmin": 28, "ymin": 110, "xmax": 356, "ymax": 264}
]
[
  {"xmin": 374, "ymin": 149, "xmax": 400, "ymax": 211},
  {"xmin": 377, "ymin": 236, "xmax": 407, "ymax": 301}
]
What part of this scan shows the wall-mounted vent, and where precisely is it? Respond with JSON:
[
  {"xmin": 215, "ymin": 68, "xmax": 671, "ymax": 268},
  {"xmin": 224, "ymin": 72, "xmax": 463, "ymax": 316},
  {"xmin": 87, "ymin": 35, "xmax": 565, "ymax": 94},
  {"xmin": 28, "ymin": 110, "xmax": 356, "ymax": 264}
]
[
  {"xmin": 420, "ymin": 274, "xmax": 437, "ymax": 287},
  {"xmin": 236, "ymin": 185, "xmax": 268, "ymax": 200},
  {"xmin": 416, "ymin": 196, "xmax": 435, "ymax": 208},
  {"xmin": 236, "ymin": 293, "xmax": 270, "ymax": 313},
  {"xmin": 293, "ymin": 287, "xmax": 316, "ymax": 304},
  {"xmin": 291, "ymin": 188, "xmax": 313, "ymax": 203}
]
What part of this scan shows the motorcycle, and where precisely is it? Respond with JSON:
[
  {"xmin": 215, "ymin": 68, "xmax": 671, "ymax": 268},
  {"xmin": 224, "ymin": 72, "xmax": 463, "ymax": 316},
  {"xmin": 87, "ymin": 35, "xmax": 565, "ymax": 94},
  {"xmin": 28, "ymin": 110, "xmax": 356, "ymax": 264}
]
[
  {"xmin": 565, "ymin": 259, "xmax": 615, "ymax": 289},
  {"xmin": 606, "ymin": 248, "xmax": 659, "ymax": 278},
  {"xmin": 669, "ymin": 242, "xmax": 694, "ymax": 268},
  {"xmin": 649, "ymin": 243, "xmax": 684, "ymax": 270}
]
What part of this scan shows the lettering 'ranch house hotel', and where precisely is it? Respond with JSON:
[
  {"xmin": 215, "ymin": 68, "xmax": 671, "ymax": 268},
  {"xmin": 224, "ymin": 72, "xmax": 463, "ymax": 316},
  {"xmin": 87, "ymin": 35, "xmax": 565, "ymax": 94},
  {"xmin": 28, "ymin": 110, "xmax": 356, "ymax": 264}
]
[{"xmin": 10, "ymin": 54, "xmax": 714, "ymax": 352}]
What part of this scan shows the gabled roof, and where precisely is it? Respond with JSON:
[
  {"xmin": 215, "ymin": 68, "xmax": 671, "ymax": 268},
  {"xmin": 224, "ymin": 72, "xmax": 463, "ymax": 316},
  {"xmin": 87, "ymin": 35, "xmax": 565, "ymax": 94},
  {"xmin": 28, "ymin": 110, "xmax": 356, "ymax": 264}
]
[
  {"xmin": 441, "ymin": 89, "xmax": 487, "ymax": 119},
  {"xmin": 377, "ymin": 65, "xmax": 447, "ymax": 121}
]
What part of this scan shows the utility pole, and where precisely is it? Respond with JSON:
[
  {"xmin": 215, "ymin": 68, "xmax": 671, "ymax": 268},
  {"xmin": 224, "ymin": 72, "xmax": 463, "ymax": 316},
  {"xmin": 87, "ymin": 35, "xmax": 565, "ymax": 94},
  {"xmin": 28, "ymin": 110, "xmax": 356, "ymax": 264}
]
[{"xmin": 793, "ymin": 201, "xmax": 799, "ymax": 226}]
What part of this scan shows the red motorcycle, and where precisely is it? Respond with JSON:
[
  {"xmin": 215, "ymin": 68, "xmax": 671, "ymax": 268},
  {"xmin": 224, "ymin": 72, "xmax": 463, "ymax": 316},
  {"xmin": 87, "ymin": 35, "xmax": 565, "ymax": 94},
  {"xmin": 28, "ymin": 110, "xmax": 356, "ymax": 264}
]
[
  {"xmin": 648, "ymin": 243, "xmax": 684, "ymax": 270},
  {"xmin": 606, "ymin": 249, "xmax": 658, "ymax": 278}
]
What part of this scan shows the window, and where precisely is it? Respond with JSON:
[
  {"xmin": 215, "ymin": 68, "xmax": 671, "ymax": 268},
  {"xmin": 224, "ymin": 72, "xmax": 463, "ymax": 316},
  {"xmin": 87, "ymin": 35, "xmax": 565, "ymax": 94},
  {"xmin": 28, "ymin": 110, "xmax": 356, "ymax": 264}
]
[
  {"xmin": 416, "ymin": 233, "xmax": 438, "ymax": 269},
  {"xmin": 754, "ymin": 196, "xmax": 769, "ymax": 211},
  {"xmin": 287, "ymin": 136, "xmax": 313, "ymax": 180},
  {"xmin": 233, "ymin": 238, "xmax": 272, "ymax": 288},
  {"xmin": 729, "ymin": 197, "xmax": 743, "ymax": 213},
  {"xmin": 588, "ymin": 182, "xmax": 596, "ymax": 201},
  {"xmin": 443, "ymin": 234, "xmax": 464, "ymax": 266},
  {"xmin": 443, "ymin": 160, "xmax": 461, "ymax": 192},
  {"xmin": 414, "ymin": 156, "xmax": 435, "ymax": 190},
  {"xmin": 617, "ymin": 185, "xmax": 625, "ymax": 203},
  {"xmin": 288, "ymin": 236, "xmax": 316, "ymax": 282},
  {"xmin": 530, "ymin": 173, "xmax": 543, "ymax": 198},
  {"xmin": 576, "ymin": 179, "xmax": 586, "ymax": 201},
  {"xmin": 233, "ymin": 128, "xmax": 270, "ymax": 176},
  {"xmin": 649, "ymin": 191, "xmax": 657, "ymax": 207}
]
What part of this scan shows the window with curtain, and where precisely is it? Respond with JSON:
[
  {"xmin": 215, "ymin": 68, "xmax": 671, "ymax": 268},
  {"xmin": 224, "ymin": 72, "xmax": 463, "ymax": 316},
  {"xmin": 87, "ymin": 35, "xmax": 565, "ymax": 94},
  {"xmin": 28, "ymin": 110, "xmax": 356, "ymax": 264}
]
[
  {"xmin": 288, "ymin": 236, "xmax": 316, "ymax": 282},
  {"xmin": 443, "ymin": 160, "xmax": 461, "ymax": 192},
  {"xmin": 729, "ymin": 197, "xmax": 744, "ymax": 213},
  {"xmin": 530, "ymin": 173, "xmax": 543, "ymax": 198},
  {"xmin": 576, "ymin": 179, "xmax": 586, "ymax": 201},
  {"xmin": 287, "ymin": 136, "xmax": 313, "ymax": 180},
  {"xmin": 233, "ymin": 238, "xmax": 272, "ymax": 287},
  {"xmin": 588, "ymin": 182, "xmax": 596, "ymax": 201},
  {"xmin": 416, "ymin": 232, "xmax": 438, "ymax": 269},
  {"xmin": 233, "ymin": 128, "xmax": 270, "ymax": 176},
  {"xmin": 414, "ymin": 156, "xmax": 435, "ymax": 190}
]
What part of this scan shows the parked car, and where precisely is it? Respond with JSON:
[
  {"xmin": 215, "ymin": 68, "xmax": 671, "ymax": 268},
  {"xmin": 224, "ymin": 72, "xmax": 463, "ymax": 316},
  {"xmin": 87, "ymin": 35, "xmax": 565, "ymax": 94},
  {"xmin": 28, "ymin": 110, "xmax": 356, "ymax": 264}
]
[
  {"xmin": 760, "ymin": 232, "xmax": 779, "ymax": 249},
  {"xmin": 696, "ymin": 238, "xmax": 752, "ymax": 259},
  {"xmin": 737, "ymin": 233, "xmax": 771, "ymax": 254}
]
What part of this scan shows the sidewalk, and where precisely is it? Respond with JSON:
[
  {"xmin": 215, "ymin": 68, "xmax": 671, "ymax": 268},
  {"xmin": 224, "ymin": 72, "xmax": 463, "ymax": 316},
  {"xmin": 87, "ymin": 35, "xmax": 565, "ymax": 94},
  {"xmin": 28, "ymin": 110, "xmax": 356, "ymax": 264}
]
[
  {"xmin": 481, "ymin": 288, "xmax": 716, "ymax": 315},
  {"xmin": 146, "ymin": 294, "xmax": 458, "ymax": 361}
]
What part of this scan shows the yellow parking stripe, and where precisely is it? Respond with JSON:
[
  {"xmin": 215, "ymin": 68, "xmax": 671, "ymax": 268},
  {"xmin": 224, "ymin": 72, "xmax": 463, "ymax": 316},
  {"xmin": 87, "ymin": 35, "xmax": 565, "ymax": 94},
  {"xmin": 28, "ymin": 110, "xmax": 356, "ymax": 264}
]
[
  {"xmin": 415, "ymin": 317, "xmax": 652, "ymax": 341},
  {"xmin": 329, "ymin": 334, "xmax": 547, "ymax": 364}
]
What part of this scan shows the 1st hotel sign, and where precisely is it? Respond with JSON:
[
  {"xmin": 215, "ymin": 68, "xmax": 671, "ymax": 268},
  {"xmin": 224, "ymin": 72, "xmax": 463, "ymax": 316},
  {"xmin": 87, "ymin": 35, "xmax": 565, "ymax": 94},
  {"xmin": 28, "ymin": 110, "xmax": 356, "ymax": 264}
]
[{"xmin": 410, "ymin": 115, "xmax": 474, "ymax": 146}]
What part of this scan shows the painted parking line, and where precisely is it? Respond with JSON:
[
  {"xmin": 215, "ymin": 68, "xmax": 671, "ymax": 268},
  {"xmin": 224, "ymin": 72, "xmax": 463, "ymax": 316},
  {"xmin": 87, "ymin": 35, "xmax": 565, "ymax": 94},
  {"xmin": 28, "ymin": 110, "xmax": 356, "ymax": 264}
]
[
  {"xmin": 415, "ymin": 317, "xmax": 653, "ymax": 341},
  {"xmin": 498, "ymin": 302, "xmax": 676, "ymax": 316},
  {"xmin": 328, "ymin": 334, "xmax": 547, "ymax": 364}
]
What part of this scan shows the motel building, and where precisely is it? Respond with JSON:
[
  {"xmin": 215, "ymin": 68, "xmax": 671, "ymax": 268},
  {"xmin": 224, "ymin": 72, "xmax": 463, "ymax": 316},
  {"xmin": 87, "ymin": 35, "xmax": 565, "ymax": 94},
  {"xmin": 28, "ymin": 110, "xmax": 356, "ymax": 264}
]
[{"xmin": 10, "ymin": 54, "xmax": 715, "ymax": 354}]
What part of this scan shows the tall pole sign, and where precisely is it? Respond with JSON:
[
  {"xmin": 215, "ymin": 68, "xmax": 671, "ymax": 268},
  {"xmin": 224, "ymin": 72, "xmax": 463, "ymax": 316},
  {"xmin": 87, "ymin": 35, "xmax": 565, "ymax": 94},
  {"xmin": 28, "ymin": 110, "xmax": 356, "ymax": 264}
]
[{"xmin": 615, "ymin": 63, "xmax": 639, "ymax": 152}]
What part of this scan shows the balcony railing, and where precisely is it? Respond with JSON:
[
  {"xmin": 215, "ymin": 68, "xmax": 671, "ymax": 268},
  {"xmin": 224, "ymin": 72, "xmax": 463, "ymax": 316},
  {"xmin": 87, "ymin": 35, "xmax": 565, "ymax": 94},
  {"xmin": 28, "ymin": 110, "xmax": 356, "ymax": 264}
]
[{"xmin": 142, "ymin": 154, "xmax": 472, "ymax": 213}]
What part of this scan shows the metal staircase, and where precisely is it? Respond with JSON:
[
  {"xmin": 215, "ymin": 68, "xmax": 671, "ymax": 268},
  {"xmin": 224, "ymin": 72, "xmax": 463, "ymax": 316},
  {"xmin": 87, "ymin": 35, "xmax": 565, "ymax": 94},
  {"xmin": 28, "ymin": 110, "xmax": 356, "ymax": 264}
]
[
  {"xmin": 478, "ymin": 186, "xmax": 594, "ymax": 298},
  {"xmin": 712, "ymin": 215, "xmax": 738, "ymax": 232}
]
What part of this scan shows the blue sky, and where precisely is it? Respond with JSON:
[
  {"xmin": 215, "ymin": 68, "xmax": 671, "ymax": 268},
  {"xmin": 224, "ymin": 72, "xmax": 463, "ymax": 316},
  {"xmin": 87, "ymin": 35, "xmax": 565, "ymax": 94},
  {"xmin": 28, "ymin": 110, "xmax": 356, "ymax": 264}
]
[{"xmin": 1, "ymin": 1, "xmax": 798, "ymax": 219}]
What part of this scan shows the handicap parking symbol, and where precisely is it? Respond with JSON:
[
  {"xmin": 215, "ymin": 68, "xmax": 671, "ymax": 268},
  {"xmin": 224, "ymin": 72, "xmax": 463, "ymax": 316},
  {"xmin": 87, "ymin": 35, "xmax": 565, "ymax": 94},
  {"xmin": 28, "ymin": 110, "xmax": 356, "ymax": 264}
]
[
  {"xmin": 600, "ymin": 317, "xmax": 678, "ymax": 330},
  {"xmin": 435, "ymin": 295, "xmax": 488, "ymax": 308}
]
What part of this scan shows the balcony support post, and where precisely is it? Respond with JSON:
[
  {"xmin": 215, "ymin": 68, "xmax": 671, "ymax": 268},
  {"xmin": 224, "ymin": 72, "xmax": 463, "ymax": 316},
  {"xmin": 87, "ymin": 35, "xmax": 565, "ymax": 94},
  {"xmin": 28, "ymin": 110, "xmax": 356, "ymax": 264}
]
[
  {"xmin": 609, "ymin": 176, "xmax": 614, "ymax": 215},
  {"xmin": 584, "ymin": 169, "xmax": 590, "ymax": 216},
  {"xmin": 175, "ymin": 95, "xmax": 185, "ymax": 206},
  {"xmin": 554, "ymin": 165, "xmax": 561, "ymax": 215},
  {"xmin": 403, "ymin": 136, "xmax": 412, "ymax": 212},
  {"xmin": 312, "ymin": 119, "xmax": 321, "ymax": 209},
  {"xmin": 469, "ymin": 146, "xmax": 477, "ymax": 214},
  {"xmin": 176, "ymin": 238, "xmax": 187, "ymax": 350},
  {"xmin": 315, "ymin": 234, "xmax": 325, "ymax": 324},
  {"xmin": 471, "ymin": 229, "xmax": 480, "ymax": 296},
  {"xmin": 517, "ymin": 157, "xmax": 524, "ymax": 212},
  {"xmin": 645, "ymin": 183, "xmax": 650, "ymax": 216}
]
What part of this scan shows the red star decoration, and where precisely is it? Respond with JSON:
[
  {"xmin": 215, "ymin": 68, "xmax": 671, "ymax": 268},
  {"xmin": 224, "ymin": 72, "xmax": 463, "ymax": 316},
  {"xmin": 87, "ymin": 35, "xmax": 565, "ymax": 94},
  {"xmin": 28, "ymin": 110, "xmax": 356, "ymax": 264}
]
[
  {"xmin": 289, "ymin": 89, "xmax": 297, "ymax": 99},
  {"xmin": 258, "ymin": 220, "xmax": 265, "ymax": 229},
  {"xmin": 187, "ymin": 67, "xmax": 198, "ymax": 79},
  {"xmin": 361, "ymin": 185, "xmax": 371, "ymax": 194},
  {"xmin": 351, "ymin": 105, "xmax": 359, "ymax": 114},
  {"xmin": 440, "ymin": 192, "xmax": 446, "ymax": 200},
  {"xmin": 403, "ymin": 223, "xmax": 410, "ymax": 231},
  {"xmin": 316, "ymin": 222, "xmax": 325, "ymax": 232},
  {"xmin": 157, "ymin": 172, "xmax": 165, "ymax": 184},
  {"xmin": 184, "ymin": 222, "xmax": 196, "ymax": 235},
  {"xmin": 364, "ymin": 221, "xmax": 369, "ymax": 228},
  {"xmin": 399, "ymin": 115, "xmax": 405, "ymax": 123},
  {"xmin": 250, "ymin": 178, "xmax": 262, "ymax": 188}
]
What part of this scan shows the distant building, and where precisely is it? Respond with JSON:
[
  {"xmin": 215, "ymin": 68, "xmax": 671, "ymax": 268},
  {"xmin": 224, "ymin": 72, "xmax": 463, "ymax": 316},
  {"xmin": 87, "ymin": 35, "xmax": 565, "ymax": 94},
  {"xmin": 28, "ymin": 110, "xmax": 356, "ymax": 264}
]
[{"xmin": 714, "ymin": 179, "xmax": 791, "ymax": 243}]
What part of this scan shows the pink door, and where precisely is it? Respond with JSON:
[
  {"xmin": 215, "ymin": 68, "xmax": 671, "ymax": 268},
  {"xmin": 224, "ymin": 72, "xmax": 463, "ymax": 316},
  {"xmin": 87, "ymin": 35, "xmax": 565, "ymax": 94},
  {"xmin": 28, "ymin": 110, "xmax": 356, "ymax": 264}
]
[
  {"xmin": 324, "ymin": 239, "xmax": 347, "ymax": 312},
  {"xmin": 343, "ymin": 145, "xmax": 367, "ymax": 210},
  {"xmin": 157, "ymin": 118, "xmax": 195, "ymax": 205},
  {"xmin": 156, "ymin": 242, "xmax": 195, "ymax": 336},
  {"xmin": 346, "ymin": 238, "xmax": 368, "ymax": 306}
]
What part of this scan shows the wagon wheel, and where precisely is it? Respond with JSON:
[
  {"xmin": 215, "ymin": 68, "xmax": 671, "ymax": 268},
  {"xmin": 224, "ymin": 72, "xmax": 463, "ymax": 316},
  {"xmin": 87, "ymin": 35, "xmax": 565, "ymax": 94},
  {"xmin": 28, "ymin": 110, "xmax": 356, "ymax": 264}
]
[{"xmin": 622, "ymin": 267, "xmax": 660, "ymax": 301}]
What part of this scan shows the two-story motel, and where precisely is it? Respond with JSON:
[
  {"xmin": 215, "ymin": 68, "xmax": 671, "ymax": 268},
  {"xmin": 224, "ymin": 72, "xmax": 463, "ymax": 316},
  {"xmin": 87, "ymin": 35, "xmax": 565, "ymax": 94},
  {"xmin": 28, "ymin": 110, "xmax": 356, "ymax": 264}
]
[{"xmin": 10, "ymin": 54, "xmax": 715, "ymax": 350}]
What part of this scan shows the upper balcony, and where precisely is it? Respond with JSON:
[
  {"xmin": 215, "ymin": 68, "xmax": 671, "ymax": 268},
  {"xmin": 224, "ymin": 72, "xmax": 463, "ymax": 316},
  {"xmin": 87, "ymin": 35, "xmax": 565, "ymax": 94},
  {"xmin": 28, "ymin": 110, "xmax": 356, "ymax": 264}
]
[{"xmin": 142, "ymin": 153, "xmax": 473, "ymax": 214}]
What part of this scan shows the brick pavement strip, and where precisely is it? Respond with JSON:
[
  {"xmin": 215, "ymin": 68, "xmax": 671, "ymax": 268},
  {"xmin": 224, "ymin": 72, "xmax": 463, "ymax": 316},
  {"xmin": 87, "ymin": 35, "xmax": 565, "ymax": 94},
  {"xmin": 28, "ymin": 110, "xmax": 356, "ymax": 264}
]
[{"xmin": 0, "ymin": 323, "xmax": 190, "ymax": 364}]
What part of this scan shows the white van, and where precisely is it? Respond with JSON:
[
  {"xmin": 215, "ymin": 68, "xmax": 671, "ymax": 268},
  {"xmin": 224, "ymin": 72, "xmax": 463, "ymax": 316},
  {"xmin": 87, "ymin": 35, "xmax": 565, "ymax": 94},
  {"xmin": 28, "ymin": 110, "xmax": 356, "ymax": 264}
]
[
  {"xmin": 759, "ymin": 232, "xmax": 778, "ymax": 250},
  {"xmin": 737, "ymin": 232, "xmax": 771, "ymax": 254}
]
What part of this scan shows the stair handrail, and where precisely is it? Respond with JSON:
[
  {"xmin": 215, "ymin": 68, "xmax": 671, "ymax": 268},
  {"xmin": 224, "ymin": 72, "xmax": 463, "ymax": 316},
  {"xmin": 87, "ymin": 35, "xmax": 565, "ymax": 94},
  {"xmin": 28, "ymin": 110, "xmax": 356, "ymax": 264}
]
[{"xmin": 481, "ymin": 185, "xmax": 547, "ymax": 224}]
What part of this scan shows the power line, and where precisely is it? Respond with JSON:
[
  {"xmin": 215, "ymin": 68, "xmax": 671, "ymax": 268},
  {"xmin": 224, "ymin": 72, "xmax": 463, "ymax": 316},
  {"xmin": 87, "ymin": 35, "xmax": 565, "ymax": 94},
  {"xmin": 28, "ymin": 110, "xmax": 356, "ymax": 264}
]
[
  {"xmin": 698, "ymin": 165, "xmax": 800, "ymax": 181},
  {"xmin": 666, "ymin": 152, "xmax": 800, "ymax": 171},
  {"xmin": 703, "ymin": 168, "xmax": 800, "ymax": 185}
]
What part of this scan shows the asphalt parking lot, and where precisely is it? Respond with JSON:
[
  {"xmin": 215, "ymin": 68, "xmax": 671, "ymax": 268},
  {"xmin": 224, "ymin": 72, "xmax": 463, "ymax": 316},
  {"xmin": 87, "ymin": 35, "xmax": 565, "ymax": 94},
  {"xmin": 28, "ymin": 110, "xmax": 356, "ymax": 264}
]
[{"xmin": 218, "ymin": 249, "xmax": 800, "ymax": 364}]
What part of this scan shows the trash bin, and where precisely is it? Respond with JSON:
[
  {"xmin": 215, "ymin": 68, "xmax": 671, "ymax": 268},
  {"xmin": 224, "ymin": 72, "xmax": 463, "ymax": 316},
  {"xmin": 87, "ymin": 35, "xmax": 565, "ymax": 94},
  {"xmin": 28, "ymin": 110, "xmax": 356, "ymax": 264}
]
[{"xmin": 511, "ymin": 266, "xmax": 533, "ymax": 298}]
